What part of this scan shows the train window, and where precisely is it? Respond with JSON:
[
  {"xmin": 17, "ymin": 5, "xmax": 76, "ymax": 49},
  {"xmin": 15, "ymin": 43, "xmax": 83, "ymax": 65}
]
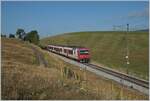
[
  {"xmin": 49, "ymin": 47, "xmax": 52, "ymax": 49},
  {"xmin": 55, "ymin": 48, "xmax": 59, "ymax": 52},
  {"xmin": 60, "ymin": 48, "xmax": 62, "ymax": 52},
  {"xmin": 69, "ymin": 50, "xmax": 70, "ymax": 54},
  {"xmin": 68, "ymin": 50, "xmax": 73, "ymax": 55},
  {"xmin": 73, "ymin": 50, "xmax": 75, "ymax": 54},
  {"xmin": 80, "ymin": 50, "xmax": 89, "ymax": 55},
  {"xmin": 71, "ymin": 50, "xmax": 73, "ymax": 54},
  {"xmin": 64, "ymin": 49, "xmax": 67, "ymax": 53},
  {"xmin": 57, "ymin": 48, "xmax": 59, "ymax": 52}
]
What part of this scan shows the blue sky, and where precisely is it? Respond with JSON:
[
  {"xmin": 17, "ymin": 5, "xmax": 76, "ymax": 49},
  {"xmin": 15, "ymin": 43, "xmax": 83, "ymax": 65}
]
[{"xmin": 1, "ymin": 1, "xmax": 149, "ymax": 38}]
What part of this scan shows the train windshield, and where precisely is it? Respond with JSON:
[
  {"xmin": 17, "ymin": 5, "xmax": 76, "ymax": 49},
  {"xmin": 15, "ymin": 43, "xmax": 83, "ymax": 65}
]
[{"xmin": 80, "ymin": 50, "xmax": 89, "ymax": 55}]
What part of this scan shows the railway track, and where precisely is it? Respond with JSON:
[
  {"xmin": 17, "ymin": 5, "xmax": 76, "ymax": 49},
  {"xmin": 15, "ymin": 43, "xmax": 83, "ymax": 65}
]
[{"xmin": 84, "ymin": 63, "xmax": 149, "ymax": 89}]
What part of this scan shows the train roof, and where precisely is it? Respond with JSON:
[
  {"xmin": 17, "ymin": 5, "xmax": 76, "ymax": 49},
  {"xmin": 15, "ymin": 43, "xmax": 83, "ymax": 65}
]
[{"xmin": 48, "ymin": 44, "xmax": 86, "ymax": 48}]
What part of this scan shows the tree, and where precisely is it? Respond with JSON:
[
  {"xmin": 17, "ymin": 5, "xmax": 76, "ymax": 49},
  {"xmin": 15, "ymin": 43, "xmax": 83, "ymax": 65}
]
[
  {"xmin": 16, "ymin": 29, "xmax": 26, "ymax": 40},
  {"xmin": 25, "ymin": 30, "xmax": 39, "ymax": 45},
  {"xmin": 1, "ymin": 34, "xmax": 6, "ymax": 38},
  {"xmin": 9, "ymin": 34, "xmax": 15, "ymax": 38}
]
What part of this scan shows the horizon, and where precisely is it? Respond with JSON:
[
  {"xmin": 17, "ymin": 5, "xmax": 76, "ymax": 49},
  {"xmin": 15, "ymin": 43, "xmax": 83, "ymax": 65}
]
[{"xmin": 1, "ymin": 1, "xmax": 149, "ymax": 38}]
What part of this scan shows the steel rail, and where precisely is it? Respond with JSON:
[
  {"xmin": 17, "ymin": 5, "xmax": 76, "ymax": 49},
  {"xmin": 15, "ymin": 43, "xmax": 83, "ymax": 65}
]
[{"xmin": 84, "ymin": 63, "xmax": 149, "ymax": 89}]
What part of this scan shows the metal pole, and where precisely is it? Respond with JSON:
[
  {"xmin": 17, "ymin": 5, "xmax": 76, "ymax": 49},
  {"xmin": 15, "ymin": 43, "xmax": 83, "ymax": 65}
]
[
  {"xmin": 126, "ymin": 24, "xmax": 130, "ymax": 74},
  {"xmin": 127, "ymin": 24, "xmax": 129, "ymax": 32}
]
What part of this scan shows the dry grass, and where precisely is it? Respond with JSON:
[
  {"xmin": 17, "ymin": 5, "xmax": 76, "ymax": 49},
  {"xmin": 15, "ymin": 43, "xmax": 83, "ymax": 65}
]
[
  {"xmin": 2, "ymin": 38, "xmax": 37, "ymax": 65},
  {"xmin": 1, "ymin": 38, "xmax": 148, "ymax": 100},
  {"xmin": 1, "ymin": 38, "xmax": 98, "ymax": 99},
  {"xmin": 2, "ymin": 61, "xmax": 59, "ymax": 99}
]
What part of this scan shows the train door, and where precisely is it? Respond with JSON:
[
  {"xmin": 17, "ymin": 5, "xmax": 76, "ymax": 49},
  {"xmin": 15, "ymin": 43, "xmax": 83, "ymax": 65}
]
[
  {"xmin": 66, "ymin": 49, "xmax": 68, "ymax": 57},
  {"xmin": 73, "ymin": 48, "xmax": 77, "ymax": 59}
]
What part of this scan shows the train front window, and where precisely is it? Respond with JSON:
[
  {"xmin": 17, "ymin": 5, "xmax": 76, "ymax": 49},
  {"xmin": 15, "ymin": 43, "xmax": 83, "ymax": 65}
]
[{"xmin": 80, "ymin": 50, "xmax": 89, "ymax": 55}]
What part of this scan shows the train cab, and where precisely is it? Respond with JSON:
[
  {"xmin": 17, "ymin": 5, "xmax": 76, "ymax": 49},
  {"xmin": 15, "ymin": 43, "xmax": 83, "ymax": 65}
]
[{"xmin": 78, "ymin": 48, "xmax": 90, "ymax": 63}]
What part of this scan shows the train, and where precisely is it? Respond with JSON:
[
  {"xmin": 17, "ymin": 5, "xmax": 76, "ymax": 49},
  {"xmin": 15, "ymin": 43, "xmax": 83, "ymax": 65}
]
[{"xmin": 47, "ymin": 44, "xmax": 90, "ymax": 63}]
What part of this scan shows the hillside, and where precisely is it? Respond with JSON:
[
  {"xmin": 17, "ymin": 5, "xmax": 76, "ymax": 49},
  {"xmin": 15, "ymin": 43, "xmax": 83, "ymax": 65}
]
[
  {"xmin": 40, "ymin": 31, "xmax": 149, "ymax": 80},
  {"xmin": 2, "ymin": 38, "xmax": 148, "ymax": 100}
]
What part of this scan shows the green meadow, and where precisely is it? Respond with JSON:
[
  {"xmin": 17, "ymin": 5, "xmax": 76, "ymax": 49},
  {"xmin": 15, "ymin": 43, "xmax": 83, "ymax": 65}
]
[{"xmin": 40, "ymin": 31, "xmax": 149, "ymax": 80}]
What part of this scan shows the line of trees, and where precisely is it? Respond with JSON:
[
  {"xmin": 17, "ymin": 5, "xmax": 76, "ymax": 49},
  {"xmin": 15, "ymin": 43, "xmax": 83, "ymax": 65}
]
[
  {"xmin": 9, "ymin": 34, "xmax": 15, "ymax": 38},
  {"xmin": 1, "ymin": 28, "xmax": 40, "ymax": 45},
  {"xmin": 1, "ymin": 33, "xmax": 15, "ymax": 38},
  {"xmin": 1, "ymin": 34, "xmax": 7, "ymax": 38},
  {"xmin": 16, "ymin": 28, "xmax": 40, "ymax": 45}
]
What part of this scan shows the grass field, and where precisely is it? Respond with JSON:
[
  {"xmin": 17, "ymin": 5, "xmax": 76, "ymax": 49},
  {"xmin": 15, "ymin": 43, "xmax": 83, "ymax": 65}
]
[
  {"xmin": 40, "ymin": 31, "xmax": 149, "ymax": 80},
  {"xmin": 2, "ymin": 38, "xmax": 148, "ymax": 100}
]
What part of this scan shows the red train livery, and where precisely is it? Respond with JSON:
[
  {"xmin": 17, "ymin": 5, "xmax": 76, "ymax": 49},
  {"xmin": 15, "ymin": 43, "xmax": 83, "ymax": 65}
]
[{"xmin": 47, "ymin": 45, "xmax": 90, "ymax": 63}]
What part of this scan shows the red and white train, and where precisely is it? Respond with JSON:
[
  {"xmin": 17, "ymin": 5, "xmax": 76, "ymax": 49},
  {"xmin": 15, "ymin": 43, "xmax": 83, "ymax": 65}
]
[{"xmin": 47, "ymin": 45, "xmax": 90, "ymax": 63}]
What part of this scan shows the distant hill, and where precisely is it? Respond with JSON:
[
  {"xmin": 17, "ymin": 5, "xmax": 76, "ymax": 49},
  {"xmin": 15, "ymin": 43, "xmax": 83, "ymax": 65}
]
[
  {"xmin": 40, "ymin": 31, "xmax": 149, "ymax": 80},
  {"xmin": 135, "ymin": 29, "xmax": 149, "ymax": 32}
]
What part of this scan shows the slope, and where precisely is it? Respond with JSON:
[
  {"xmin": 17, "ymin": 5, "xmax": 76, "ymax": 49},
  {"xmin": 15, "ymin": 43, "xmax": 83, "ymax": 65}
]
[
  {"xmin": 40, "ymin": 31, "xmax": 149, "ymax": 80},
  {"xmin": 2, "ymin": 38, "xmax": 148, "ymax": 100}
]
